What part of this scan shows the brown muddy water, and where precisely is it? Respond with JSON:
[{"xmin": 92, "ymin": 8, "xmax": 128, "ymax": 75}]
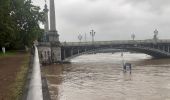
[{"xmin": 43, "ymin": 52, "xmax": 170, "ymax": 100}]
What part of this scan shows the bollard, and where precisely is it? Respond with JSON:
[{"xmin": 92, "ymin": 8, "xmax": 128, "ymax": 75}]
[{"xmin": 2, "ymin": 47, "xmax": 5, "ymax": 54}]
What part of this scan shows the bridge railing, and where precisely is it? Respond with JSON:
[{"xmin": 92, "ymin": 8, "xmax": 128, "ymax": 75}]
[
  {"xmin": 61, "ymin": 39, "xmax": 170, "ymax": 46},
  {"xmin": 27, "ymin": 45, "xmax": 43, "ymax": 100}
]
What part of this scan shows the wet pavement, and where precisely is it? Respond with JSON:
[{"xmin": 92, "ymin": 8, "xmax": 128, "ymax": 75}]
[{"xmin": 44, "ymin": 52, "xmax": 170, "ymax": 100}]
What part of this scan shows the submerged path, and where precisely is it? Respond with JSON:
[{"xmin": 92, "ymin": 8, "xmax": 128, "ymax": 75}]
[{"xmin": 0, "ymin": 53, "xmax": 27, "ymax": 99}]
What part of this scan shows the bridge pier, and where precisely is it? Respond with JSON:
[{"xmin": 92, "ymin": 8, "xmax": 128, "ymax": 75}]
[
  {"xmin": 51, "ymin": 46, "xmax": 61, "ymax": 63},
  {"xmin": 38, "ymin": 44, "xmax": 62, "ymax": 64}
]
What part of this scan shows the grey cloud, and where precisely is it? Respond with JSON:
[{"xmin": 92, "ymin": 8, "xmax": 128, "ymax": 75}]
[
  {"xmin": 125, "ymin": 0, "xmax": 170, "ymax": 14},
  {"xmin": 58, "ymin": 7, "xmax": 124, "ymax": 27},
  {"xmin": 32, "ymin": 0, "xmax": 170, "ymax": 42}
]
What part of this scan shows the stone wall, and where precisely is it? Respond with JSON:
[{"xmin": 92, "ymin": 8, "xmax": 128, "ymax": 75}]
[
  {"xmin": 51, "ymin": 47, "xmax": 61, "ymax": 63},
  {"xmin": 38, "ymin": 46, "xmax": 51, "ymax": 64},
  {"xmin": 38, "ymin": 43, "xmax": 62, "ymax": 64}
]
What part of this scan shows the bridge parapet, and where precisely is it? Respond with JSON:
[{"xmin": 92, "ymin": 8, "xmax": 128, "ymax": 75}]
[
  {"xmin": 60, "ymin": 39, "xmax": 170, "ymax": 60},
  {"xmin": 61, "ymin": 39, "xmax": 170, "ymax": 47}
]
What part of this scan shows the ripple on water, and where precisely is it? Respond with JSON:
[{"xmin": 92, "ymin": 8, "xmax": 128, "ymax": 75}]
[{"xmin": 44, "ymin": 53, "xmax": 170, "ymax": 100}]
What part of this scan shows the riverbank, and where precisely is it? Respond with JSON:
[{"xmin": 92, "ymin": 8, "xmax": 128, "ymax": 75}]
[{"xmin": 0, "ymin": 52, "xmax": 29, "ymax": 100}]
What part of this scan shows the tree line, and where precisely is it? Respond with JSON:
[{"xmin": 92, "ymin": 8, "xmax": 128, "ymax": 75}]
[{"xmin": 0, "ymin": 0, "xmax": 45, "ymax": 49}]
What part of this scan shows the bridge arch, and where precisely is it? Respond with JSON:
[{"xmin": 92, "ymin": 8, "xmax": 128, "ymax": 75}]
[
  {"xmin": 61, "ymin": 45, "xmax": 170, "ymax": 62},
  {"xmin": 63, "ymin": 48, "xmax": 123, "ymax": 61}
]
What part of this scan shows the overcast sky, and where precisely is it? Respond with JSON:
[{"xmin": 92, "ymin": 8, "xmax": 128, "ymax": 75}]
[{"xmin": 32, "ymin": 0, "xmax": 170, "ymax": 42}]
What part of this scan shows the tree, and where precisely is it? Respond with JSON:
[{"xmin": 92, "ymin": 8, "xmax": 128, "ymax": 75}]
[
  {"xmin": 0, "ymin": 0, "xmax": 16, "ymax": 48},
  {"xmin": 0, "ymin": 0, "xmax": 45, "ymax": 49},
  {"xmin": 11, "ymin": 0, "xmax": 45, "ymax": 48}
]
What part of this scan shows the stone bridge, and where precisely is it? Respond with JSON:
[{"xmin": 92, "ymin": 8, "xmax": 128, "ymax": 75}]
[
  {"xmin": 37, "ymin": 0, "xmax": 170, "ymax": 64},
  {"xmin": 60, "ymin": 39, "xmax": 170, "ymax": 62}
]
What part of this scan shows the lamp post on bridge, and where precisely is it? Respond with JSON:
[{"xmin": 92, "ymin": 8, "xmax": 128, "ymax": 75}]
[
  {"xmin": 90, "ymin": 30, "xmax": 96, "ymax": 44},
  {"xmin": 78, "ymin": 34, "xmax": 83, "ymax": 43},
  {"xmin": 153, "ymin": 29, "xmax": 158, "ymax": 42},
  {"xmin": 131, "ymin": 33, "xmax": 135, "ymax": 41}
]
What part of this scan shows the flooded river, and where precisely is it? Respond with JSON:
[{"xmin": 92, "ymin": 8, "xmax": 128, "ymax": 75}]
[{"xmin": 43, "ymin": 52, "xmax": 170, "ymax": 100}]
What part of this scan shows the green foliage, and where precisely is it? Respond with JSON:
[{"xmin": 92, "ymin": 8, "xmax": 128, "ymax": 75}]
[
  {"xmin": 0, "ymin": 0, "xmax": 45, "ymax": 49},
  {"xmin": 0, "ymin": 51, "xmax": 16, "ymax": 57},
  {"xmin": 0, "ymin": 0, "xmax": 16, "ymax": 48}
]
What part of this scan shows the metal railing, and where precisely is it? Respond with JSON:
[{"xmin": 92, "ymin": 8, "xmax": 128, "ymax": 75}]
[{"xmin": 27, "ymin": 46, "xmax": 43, "ymax": 100}]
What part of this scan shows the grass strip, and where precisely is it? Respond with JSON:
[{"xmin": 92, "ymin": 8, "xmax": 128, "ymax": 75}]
[{"xmin": 0, "ymin": 51, "xmax": 16, "ymax": 57}]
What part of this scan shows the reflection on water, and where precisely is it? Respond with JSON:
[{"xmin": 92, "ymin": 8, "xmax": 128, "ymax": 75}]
[{"xmin": 43, "ymin": 52, "xmax": 170, "ymax": 100}]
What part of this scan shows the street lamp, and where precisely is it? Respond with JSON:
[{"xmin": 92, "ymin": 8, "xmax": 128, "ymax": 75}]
[
  {"xmin": 78, "ymin": 34, "xmax": 82, "ymax": 43},
  {"xmin": 153, "ymin": 29, "xmax": 158, "ymax": 41},
  {"xmin": 90, "ymin": 30, "xmax": 95, "ymax": 44},
  {"xmin": 131, "ymin": 33, "xmax": 135, "ymax": 41}
]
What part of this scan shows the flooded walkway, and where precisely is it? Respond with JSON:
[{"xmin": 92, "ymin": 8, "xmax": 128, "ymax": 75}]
[
  {"xmin": 0, "ymin": 53, "xmax": 27, "ymax": 99},
  {"xmin": 44, "ymin": 53, "xmax": 170, "ymax": 100}
]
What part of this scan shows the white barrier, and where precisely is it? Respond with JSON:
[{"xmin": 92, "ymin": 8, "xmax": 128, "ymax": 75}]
[{"xmin": 27, "ymin": 46, "xmax": 43, "ymax": 100}]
